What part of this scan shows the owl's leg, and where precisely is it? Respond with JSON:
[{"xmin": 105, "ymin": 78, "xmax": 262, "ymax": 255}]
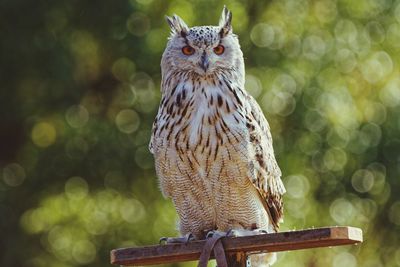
[{"xmin": 159, "ymin": 233, "xmax": 195, "ymax": 244}]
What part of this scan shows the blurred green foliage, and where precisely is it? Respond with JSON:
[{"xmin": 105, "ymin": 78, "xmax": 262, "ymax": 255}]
[{"xmin": 1, "ymin": 0, "xmax": 400, "ymax": 266}]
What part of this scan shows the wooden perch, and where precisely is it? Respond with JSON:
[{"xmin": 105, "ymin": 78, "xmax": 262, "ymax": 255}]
[{"xmin": 110, "ymin": 226, "xmax": 363, "ymax": 266}]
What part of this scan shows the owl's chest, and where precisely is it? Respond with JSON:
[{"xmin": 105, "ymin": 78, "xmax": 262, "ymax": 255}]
[
  {"xmin": 162, "ymin": 100, "xmax": 245, "ymax": 154},
  {"xmin": 155, "ymin": 96, "xmax": 251, "ymax": 183},
  {"xmin": 153, "ymin": 80, "xmax": 253, "ymax": 188},
  {"xmin": 156, "ymin": 82, "xmax": 246, "ymax": 147}
]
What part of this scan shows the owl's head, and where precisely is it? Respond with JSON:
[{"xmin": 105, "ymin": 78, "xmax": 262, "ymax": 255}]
[{"xmin": 162, "ymin": 6, "xmax": 244, "ymax": 78}]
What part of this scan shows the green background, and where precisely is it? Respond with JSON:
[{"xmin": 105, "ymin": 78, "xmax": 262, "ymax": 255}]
[{"xmin": 1, "ymin": 0, "xmax": 400, "ymax": 266}]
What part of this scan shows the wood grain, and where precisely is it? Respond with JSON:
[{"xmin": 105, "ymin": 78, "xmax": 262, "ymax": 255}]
[{"xmin": 110, "ymin": 226, "xmax": 363, "ymax": 266}]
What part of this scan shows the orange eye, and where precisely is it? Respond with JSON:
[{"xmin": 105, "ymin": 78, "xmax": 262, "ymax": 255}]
[
  {"xmin": 214, "ymin": 45, "xmax": 225, "ymax": 55},
  {"xmin": 182, "ymin": 46, "xmax": 195, "ymax": 55}
]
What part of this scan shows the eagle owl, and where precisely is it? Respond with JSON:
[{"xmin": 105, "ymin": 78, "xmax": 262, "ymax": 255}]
[{"xmin": 149, "ymin": 7, "xmax": 285, "ymax": 266}]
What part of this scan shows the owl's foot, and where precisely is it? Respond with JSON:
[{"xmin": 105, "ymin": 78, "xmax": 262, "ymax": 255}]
[
  {"xmin": 227, "ymin": 228, "xmax": 268, "ymax": 237},
  {"xmin": 159, "ymin": 233, "xmax": 195, "ymax": 245},
  {"xmin": 205, "ymin": 230, "xmax": 228, "ymax": 239},
  {"xmin": 206, "ymin": 228, "xmax": 268, "ymax": 239}
]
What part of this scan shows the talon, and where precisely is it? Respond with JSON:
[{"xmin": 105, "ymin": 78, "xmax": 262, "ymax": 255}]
[
  {"xmin": 159, "ymin": 237, "xmax": 168, "ymax": 245},
  {"xmin": 205, "ymin": 230, "xmax": 227, "ymax": 239},
  {"xmin": 226, "ymin": 229, "xmax": 236, "ymax": 237},
  {"xmin": 228, "ymin": 228, "xmax": 269, "ymax": 237},
  {"xmin": 206, "ymin": 230, "xmax": 215, "ymax": 239},
  {"xmin": 185, "ymin": 233, "xmax": 195, "ymax": 244},
  {"xmin": 159, "ymin": 233, "xmax": 195, "ymax": 244}
]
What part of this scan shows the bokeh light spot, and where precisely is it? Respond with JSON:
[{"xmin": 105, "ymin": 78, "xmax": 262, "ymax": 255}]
[
  {"xmin": 20, "ymin": 208, "xmax": 49, "ymax": 234},
  {"xmin": 333, "ymin": 252, "xmax": 357, "ymax": 267},
  {"xmin": 69, "ymin": 30, "xmax": 100, "ymax": 82},
  {"xmin": 283, "ymin": 35, "xmax": 302, "ymax": 58},
  {"xmin": 272, "ymin": 74, "xmax": 297, "ymax": 95},
  {"xmin": 360, "ymin": 123, "xmax": 382, "ymax": 147},
  {"xmin": 361, "ymin": 51, "xmax": 393, "ymax": 84},
  {"xmin": 286, "ymin": 198, "xmax": 309, "ymax": 219},
  {"xmin": 285, "ymin": 175, "xmax": 310, "ymax": 199},
  {"xmin": 31, "ymin": 122, "xmax": 57, "ymax": 148},
  {"xmin": 65, "ymin": 176, "xmax": 89, "ymax": 200},
  {"xmin": 66, "ymin": 105, "xmax": 89, "ymax": 128},
  {"xmin": 351, "ymin": 29, "xmax": 371, "ymax": 56},
  {"xmin": 380, "ymin": 76, "xmax": 400, "ymax": 107},
  {"xmin": 304, "ymin": 110, "xmax": 327, "ymax": 132},
  {"xmin": 245, "ymin": 74, "xmax": 262, "ymax": 98},
  {"xmin": 297, "ymin": 132, "xmax": 322, "ymax": 155},
  {"xmin": 335, "ymin": 49, "xmax": 357, "ymax": 73},
  {"xmin": 327, "ymin": 127, "xmax": 350, "ymax": 148},
  {"xmin": 302, "ymin": 35, "xmax": 326, "ymax": 60},
  {"xmin": 115, "ymin": 109, "xmax": 140, "ymax": 134},
  {"xmin": 111, "ymin": 57, "xmax": 136, "ymax": 82},
  {"xmin": 335, "ymin": 19, "xmax": 357, "ymax": 44},
  {"xmin": 126, "ymin": 12, "xmax": 150, "ymax": 37},
  {"xmin": 351, "ymin": 169, "xmax": 375, "ymax": 193},
  {"xmin": 113, "ymin": 83, "xmax": 137, "ymax": 107},
  {"xmin": 386, "ymin": 23, "xmax": 400, "ymax": 48},
  {"xmin": 2, "ymin": 163, "xmax": 26, "ymax": 187},
  {"xmin": 48, "ymin": 226, "xmax": 73, "ymax": 260},
  {"xmin": 323, "ymin": 148, "xmax": 347, "ymax": 171},
  {"xmin": 314, "ymin": 0, "xmax": 337, "ymax": 23},
  {"xmin": 330, "ymin": 198, "xmax": 355, "ymax": 224},
  {"xmin": 72, "ymin": 240, "xmax": 96, "ymax": 264},
  {"xmin": 119, "ymin": 198, "xmax": 146, "ymax": 223},
  {"xmin": 131, "ymin": 72, "xmax": 158, "ymax": 113},
  {"xmin": 364, "ymin": 101, "xmax": 387, "ymax": 125},
  {"xmin": 366, "ymin": 21, "xmax": 385, "ymax": 44},
  {"xmin": 85, "ymin": 210, "xmax": 109, "ymax": 235},
  {"xmin": 250, "ymin": 23, "xmax": 275, "ymax": 48},
  {"xmin": 284, "ymin": 0, "xmax": 309, "ymax": 19},
  {"xmin": 132, "ymin": 72, "xmax": 155, "ymax": 92},
  {"xmin": 263, "ymin": 90, "xmax": 296, "ymax": 117},
  {"xmin": 367, "ymin": 162, "xmax": 386, "ymax": 195}
]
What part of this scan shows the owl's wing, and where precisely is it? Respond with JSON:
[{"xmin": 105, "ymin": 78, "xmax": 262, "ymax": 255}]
[
  {"xmin": 245, "ymin": 94, "xmax": 286, "ymax": 231},
  {"xmin": 149, "ymin": 119, "xmax": 156, "ymax": 154},
  {"xmin": 149, "ymin": 99, "xmax": 163, "ymax": 155}
]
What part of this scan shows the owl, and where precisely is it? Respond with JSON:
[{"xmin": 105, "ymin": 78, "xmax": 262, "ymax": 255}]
[{"xmin": 149, "ymin": 7, "xmax": 285, "ymax": 266}]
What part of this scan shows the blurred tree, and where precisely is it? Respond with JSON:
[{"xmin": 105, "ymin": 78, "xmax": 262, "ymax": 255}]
[{"xmin": 0, "ymin": 0, "xmax": 399, "ymax": 267}]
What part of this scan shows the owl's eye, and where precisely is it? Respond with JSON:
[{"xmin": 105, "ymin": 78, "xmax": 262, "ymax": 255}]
[
  {"xmin": 182, "ymin": 46, "xmax": 195, "ymax": 55},
  {"xmin": 213, "ymin": 45, "xmax": 225, "ymax": 55}
]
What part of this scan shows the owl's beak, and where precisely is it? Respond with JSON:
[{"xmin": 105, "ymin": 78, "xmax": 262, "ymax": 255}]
[{"xmin": 200, "ymin": 52, "xmax": 209, "ymax": 72}]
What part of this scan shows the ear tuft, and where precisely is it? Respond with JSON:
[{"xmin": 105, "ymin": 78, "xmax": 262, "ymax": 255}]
[
  {"xmin": 165, "ymin": 15, "xmax": 189, "ymax": 38},
  {"xmin": 219, "ymin": 5, "xmax": 232, "ymax": 37}
]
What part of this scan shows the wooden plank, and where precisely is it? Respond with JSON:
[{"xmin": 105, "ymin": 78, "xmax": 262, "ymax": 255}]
[{"xmin": 110, "ymin": 226, "xmax": 363, "ymax": 266}]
